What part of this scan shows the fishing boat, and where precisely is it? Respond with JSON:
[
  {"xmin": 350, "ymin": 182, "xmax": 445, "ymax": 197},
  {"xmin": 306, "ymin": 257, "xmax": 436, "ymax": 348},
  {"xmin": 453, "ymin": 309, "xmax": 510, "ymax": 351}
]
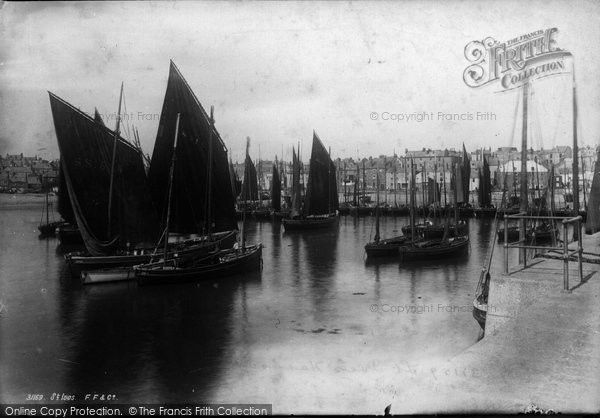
[
  {"xmin": 134, "ymin": 62, "xmax": 262, "ymax": 284},
  {"xmin": 364, "ymin": 173, "xmax": 413, "ymax": 257},
  {"xmin": 473, "ymin": 156, "xmax": 497, "ymax": 218},
  {"xmin": 135, "ymin": 102, "xmax": 261, "ymax": 284},
  {"xmin": 283, "ymin": 131, "xmax": 339, "ymax": 231},
  {"xmin": 473, "ymin": 179, "xmax": 506, "ymax": 330},
  {"xmin": 399, "ymin": 161, "xmax": 470, "ymax": 261},
  {"xmin": 271, "ymin": 157, "xmax": 289, "ymax": 218},
  {"xmin": 74, "ymin": 230, "xmax": 236, "ymax": 281},
  {"xmin": 57, "ymin": 223, "xmax": 84, "ymax": 246},
  {"xmin": 400, "ymin": 221, "xmax": 468, "ymax": 239},
  {"xmin": 238, "ymin": 138, "xmax": 261, "ymax": 218},
  {"xmin": 135, "ymin": 244, "xmax": 262, "ymax": 285},
  {"xmin": 38, "ymin": 176, "xmax": 65, "ymax": 237},
  {"xmin": 49, "ymin": 90, "xmax": 163, "ymax": 274}
]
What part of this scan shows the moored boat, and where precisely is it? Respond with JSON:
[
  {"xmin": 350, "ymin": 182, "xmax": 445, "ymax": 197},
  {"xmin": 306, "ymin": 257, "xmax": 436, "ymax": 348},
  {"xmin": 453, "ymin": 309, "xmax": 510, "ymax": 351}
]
[
  {"xmin": 135, "ymin": 244, "xmax": 262, "ymax": 285},
  {"xmin": 398, "ymin": 235, "xmax": 469, "ymax": 260},
  {"xmin": 70, "ymin": 230, "xmax": 236, "ymax": 279},
  {"xmin": 283, "ymin": 131, "xmax": 339, "ymax": 231}
]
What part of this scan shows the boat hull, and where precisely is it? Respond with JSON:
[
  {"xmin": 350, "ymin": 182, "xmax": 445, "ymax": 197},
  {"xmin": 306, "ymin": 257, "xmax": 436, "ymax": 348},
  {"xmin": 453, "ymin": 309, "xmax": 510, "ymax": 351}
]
[
  {"xmin": 398, "ymin": 236, "xmax": 470, "ymax": 260},
  {"xmin": 66, "ymin": 230, "xmax": 236, "ymax": 278},
  {"xmin": 401, "ymin": 222, "xmax": 468, "ymax": 239},
  {"xmin": 81, "ymin": 268, "xmax": 137, "ymax": 284},
  {"xmin": 136, "ymin": 244, "xmax": 262, "ymax": 285},
  {"xmin": 38, "ymin": 221, "xmax": 65, "ymax": 237},
  {"xmin": 472, "ymin": 298, "xmax": 487, "ymax": 330},
  {"xmin": 57, "ymin": 224, "xmax": 84, "ymax": 245},
  {"xmin": 282, "ymin": 215, "xmax": 337, "ymax": 231},
  {"xmin": 364, "ymin": 236, "xmax": 411, "ymax": 257}
]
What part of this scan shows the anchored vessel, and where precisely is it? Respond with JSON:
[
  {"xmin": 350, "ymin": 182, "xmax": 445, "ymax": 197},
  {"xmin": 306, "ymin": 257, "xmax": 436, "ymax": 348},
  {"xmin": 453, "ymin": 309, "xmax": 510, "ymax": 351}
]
[
  {"xmin": 134, "ymin": 61, "xmax": 261, "ymax": 284},
  {"xmin": 283, "ymin": 131, "xmax": 339, "ymax": 231}
]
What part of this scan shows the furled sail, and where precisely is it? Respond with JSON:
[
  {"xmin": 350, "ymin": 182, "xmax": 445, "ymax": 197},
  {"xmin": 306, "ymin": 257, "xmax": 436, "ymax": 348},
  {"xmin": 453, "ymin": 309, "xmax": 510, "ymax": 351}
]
[
  {"xmin": 49, "ymin": 92, "xmax": 160, "ymax": 256},
  {"xmin": 147, "ymin": 61, "xmax": 237, "ymax": 234},
  {"xmin": 304, "ymin": 131, "xmax": 338, "ymax": 216}
]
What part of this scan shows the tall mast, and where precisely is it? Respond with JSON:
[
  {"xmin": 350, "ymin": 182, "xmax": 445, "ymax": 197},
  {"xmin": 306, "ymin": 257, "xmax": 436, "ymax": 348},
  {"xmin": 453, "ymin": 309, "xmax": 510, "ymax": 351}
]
[
  {"xmin": 520, "ymin": 82, "xmax": 529, "ymax": 214},
  {"xmin": 343, "ymin": 161, "xmax": 347, "ymax": 203},
  {"xmin": 582, "ymin": 157, "xmax": 587, "ymax": 209},
  {"xmin": 375, "ymin": 171, "xmax": 380, "ymax": 242},
  {"xmin": 383, "ymin": 156, "xmax": 387, "ymax": 206},
  {"xmin": 107, "ymin": 82, "xmax": 124, "ymax": 237},
  {"xmin": 422, "ymin": 162, "xmax": 426, "ymax": 215},
  {"xmin": 164, "ymin": 113, "xmax": 181, "ymax": 266},
  {"xmin": 394, "ymin": 158, "xmax": 397, "ymax": 207},
  {"xmin": 454, "ymin": 163, "xmax": 459, "ymax": 229},
  {"xmin": 206, "ymin": 106, "xmax": 214, "ymax": 241},
  {"xmin": 328, "ymin": 146, "xmax": 332, "ymax": 215},
  {"xmin": 572, "ymin": 71, "xmax": 580, "ymax": 218},
  {"xmin": 404, "ymin": 156, "xmax": 408, "ymax": 206},
  {"xmin": 410, "ymin": 158, "xmax": 416, "ymax": 243},
  {"xmin": 362, "ymin": 160, "xmax": 366, "ymax": 207},
  {"xmin": 519, "ymin": 82, "xmax": 529, "ymax": 262}
]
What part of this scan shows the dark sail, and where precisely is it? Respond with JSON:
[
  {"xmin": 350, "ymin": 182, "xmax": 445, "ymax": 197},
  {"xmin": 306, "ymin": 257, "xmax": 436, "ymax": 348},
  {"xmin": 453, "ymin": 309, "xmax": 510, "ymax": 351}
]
[
  {"xmin": 56, "ymin": 161, "xmax": 75, "ymax": 224},
  {"xmin": 290, "ymin": 147, "xmax": 301, "ymax": 218},
  {"xmin": 229, "ymin": 159, "xmax": 241, "ymax": 198},
  {"xmin": 241, "ymin": 153, "xmax": 258, "ymax": 201},
  {"xmin": 147, "ymin": 61, "xmax": 237, "ymax": 234},
  {"xmin": 272, "ymin": 161, "xmax": 281, "ymax": 211},
  {"xmin": 481, "ymin": 156, "xmax": 491, "ymax": 207},
  {"xmin": 49, "ymin": 92, "xmax": 160, "ymax": 256},
  {"xmin": 94, "ymin": 108, "xmax": 105, "ymax": 127},
  {"xmin": 427, "ymin": 178, "xmax": 440, "ymax": 205},
  {"xmin": 462, "ymin": 144, "xmax": 471, "ymax": 203},
  {"xmin": 304, "ymin": 131, "xmax": 338, "ymax": 216},
  {"xmin": 585, "ymin": 147, "xmax": 600, "ymax": 234}
]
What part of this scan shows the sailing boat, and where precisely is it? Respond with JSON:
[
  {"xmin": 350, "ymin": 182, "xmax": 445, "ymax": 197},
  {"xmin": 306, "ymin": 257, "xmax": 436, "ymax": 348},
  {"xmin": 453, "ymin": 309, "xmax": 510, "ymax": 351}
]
[
  {"xmin": 135, "ymin": 108, "xmax": 262, "ymax": 285},
  {"xmin": 58, "ymin": 64, "xmax": 235, "ymax": 281},
  {"xmin": 238, "ymin": 139, "xmax": 259, "ymax": 218},
  {"xmin": 472, "ymin": 210, "xmax": 501, "ymax": 330},
  {"xmin": 473, "ymin": 171, "xmax": 509, "ymax": 330},
  {"xmin": 38, "ymin": 175, "xmax": 65, "ymax": 237},
  {"xmin": 398, "ymin": 161, "xmax": 470, "ymax": 260},
  {"xmin": 271, "ymin": 157, "xmax": 288, "ymax": 218},
  {"xmin": 364, "ymin": 172, "xmax": 413, "ymax": 257},
  {"xmin": 282, "ymin": 131, "xmax": 339, "ymax": 230},
  {"xmin": 474, "ymin": 155, "xmax": 497, "ymax": 217},
  {"xmin": 49, "ymin": 91, "xmax": 166, "ymax": 278}
]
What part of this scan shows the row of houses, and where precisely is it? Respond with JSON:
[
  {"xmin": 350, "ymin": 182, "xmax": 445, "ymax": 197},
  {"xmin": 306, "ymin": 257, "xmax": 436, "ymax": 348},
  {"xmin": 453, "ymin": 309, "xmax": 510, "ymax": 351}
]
[
  {"xmin": 0, "ymin": 153, "xmax": 59, "ymax": 192},
  {"xmin": 231, "ymin": 144, "xmax": 598, "ymax": 197}
]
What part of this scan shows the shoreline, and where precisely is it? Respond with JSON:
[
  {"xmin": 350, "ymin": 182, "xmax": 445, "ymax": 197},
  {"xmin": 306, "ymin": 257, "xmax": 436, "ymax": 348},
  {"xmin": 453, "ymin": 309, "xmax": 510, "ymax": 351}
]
[{"xmin": 0, "ymin": 193, "xmax": 54, "ymax": 208}]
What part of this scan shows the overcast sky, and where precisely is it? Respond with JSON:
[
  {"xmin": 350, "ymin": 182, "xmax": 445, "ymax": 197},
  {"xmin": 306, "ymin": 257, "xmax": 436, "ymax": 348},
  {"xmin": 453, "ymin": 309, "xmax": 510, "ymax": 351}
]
[{"xmin": 1, "ymin": 0, "xmax": 599, "ymax": 163}]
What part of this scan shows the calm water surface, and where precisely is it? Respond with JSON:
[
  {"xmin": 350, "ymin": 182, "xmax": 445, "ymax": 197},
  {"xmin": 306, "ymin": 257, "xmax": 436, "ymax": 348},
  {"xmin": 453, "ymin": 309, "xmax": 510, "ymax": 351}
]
[{"xmin": 0, "ymin": 205, "xmax": 516, "ymax": 413}]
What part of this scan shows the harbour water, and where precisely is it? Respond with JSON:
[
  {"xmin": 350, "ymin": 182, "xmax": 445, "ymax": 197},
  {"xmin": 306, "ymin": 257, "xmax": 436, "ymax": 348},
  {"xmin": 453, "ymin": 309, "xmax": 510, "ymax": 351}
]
[{"xmin": 0, "ymin": 203, "xmax": 518, "ymax": 413}]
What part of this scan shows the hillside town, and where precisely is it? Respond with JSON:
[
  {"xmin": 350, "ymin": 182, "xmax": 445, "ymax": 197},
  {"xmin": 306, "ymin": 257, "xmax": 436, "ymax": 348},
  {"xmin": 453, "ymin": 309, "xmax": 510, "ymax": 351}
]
[{"xmin": 0, "ymin": 153, "xmax": 59, "ymax": 193}]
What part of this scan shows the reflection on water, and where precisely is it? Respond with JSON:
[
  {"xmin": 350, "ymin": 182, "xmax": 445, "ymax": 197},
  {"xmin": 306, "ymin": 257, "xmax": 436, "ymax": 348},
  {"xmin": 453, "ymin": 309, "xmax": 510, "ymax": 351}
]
[{"xmin": 1, "ymin": 208, "xmax": 515, "ymax": 411}]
